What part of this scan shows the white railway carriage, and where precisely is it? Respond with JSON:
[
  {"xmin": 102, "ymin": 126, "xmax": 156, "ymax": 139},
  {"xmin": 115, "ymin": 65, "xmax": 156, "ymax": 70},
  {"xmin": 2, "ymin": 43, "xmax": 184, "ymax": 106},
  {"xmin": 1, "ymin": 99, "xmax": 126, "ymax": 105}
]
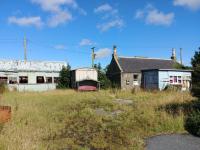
[{"xmin": 0, "ymin": 60, "xmax": 67, "ymax": 92}]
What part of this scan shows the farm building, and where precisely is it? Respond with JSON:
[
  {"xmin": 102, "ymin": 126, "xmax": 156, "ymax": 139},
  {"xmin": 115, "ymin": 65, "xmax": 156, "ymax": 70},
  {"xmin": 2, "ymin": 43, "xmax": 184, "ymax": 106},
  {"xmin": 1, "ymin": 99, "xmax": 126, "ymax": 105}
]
[
  {"xmin": 107, "ymin": 46, "xmax": 181, "ymax": 90},
  {"xmin": 70, "ymin": 68, "xmax": 100, "ymax": 91},
  {"xmin": 142, "ymin": 69, "xmax": 192, "ymax": 91},
  {"xmin": 0, "ymin": 60, "xmax": 66, "ymax": 92}
]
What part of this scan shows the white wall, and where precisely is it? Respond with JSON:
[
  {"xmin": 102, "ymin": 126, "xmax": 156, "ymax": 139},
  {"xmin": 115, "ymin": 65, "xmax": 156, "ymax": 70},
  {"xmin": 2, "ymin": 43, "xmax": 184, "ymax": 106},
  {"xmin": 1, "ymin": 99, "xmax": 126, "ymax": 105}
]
[
  {"xmin": 75, "ymin": 68, "xmax": 98, "ymax": 82},
  {"xmin": 159, "ymin": 71, "xmax": 192, "ymax": 91},
  {"xmin": 0, "ymin": 71, "xmax": 60, "ymax": 92},
  {"xmin": 8, "ymin": 84, "xmax": 57, "ymax": 92}
]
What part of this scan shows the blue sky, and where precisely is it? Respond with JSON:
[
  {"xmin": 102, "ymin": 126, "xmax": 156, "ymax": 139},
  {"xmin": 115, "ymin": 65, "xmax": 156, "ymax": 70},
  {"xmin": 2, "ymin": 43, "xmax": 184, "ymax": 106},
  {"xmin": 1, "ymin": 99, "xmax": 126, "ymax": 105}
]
[{"xmin": 0, "ymin": 0, "xmax": 199, "ymax": 68}]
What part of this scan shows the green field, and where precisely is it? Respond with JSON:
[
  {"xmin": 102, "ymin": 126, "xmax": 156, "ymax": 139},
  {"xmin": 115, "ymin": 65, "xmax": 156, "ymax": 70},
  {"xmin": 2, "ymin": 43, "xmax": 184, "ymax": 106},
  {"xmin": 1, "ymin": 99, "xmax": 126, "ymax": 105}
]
[{"xmin": 0, "ymin": 90, "xmax": 195, "ymax": 150}]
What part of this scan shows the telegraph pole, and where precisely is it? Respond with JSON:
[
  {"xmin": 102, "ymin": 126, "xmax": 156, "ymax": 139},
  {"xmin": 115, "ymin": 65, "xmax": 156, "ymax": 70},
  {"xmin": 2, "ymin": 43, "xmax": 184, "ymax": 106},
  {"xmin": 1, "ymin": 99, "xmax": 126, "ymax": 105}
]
[
  {"xmin": 91, "ymin": 47, "xmax": 95, "ymax": 68},
  {"xmin": 24, "ymin": 35, "xmax": 27, "ymax": 64},
  {"xmin": 180, "ymin": 48, "xmax": 183, "ymax": 65}
]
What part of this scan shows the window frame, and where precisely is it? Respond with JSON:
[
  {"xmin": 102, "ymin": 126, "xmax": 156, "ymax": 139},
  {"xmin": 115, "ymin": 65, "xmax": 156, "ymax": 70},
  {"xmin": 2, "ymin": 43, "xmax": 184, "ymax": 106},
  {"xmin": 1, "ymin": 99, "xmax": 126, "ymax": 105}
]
[{"xmin": 19, "ymin": 76, "xmax": 28, "ymax": 84}]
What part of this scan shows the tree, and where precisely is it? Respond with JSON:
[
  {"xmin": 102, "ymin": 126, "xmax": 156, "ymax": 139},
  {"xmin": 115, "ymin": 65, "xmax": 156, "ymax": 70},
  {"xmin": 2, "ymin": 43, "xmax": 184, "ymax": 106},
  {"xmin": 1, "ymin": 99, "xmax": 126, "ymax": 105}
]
[
  {"xmin": 94, "ymin": 63, "xmax": 111, "ymax": 89},
  {"xmin": 191, "ymin": 48, "xmax": 200, "ymax": 98},
  {"xmin": 57, "ymin": 64, "xmax": 71, "ymax": 89}
]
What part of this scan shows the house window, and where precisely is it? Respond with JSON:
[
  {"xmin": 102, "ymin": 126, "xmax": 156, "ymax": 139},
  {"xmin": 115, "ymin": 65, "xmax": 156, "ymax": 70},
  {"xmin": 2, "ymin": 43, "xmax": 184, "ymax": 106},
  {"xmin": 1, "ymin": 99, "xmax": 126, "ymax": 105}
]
[
  {"xmin": 169, "ymin": 76, "xmax": 182, "ymax": 84},
  {"xmin": 9, "ymin": 77, "xmax": 17, "ymax": 84},
  {"xmin": 37, "ymin": 76, "xmax": 45, "ymax": 83},
  {"xmin": 19, "ymin": 76, "xmax": 28, "ymax": 84},
  {"xmin": 126, "ymin": 80, "xmax": 130, "ymax": 85},
  {"xmin": 0, "ymin": 77, "xmax": 8, "ymax": 84},
  {"xmin": 54, "ymin": 77, "xmax": 59, "ymax": 83},
  {"xmin": 46, "ymin": 77, "xmax": 52, "ymax": 83},
  {"xmin": 133, "ymin": 74, "xmax": 139, "ymax": 81}
]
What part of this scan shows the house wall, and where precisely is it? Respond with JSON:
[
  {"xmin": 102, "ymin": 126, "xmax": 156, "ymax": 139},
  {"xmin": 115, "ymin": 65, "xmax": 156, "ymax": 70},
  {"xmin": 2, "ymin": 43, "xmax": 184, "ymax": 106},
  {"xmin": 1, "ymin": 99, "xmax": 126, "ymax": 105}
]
[
  {"xmin": 106, "ymin": 57, "xmax": 122, "ymax": 87},
  {"xmin": 158, "ymin": 71, "xmax": 192, "ymax": 91},
  {"xmin": 142, "ymin": 71, "xmax": 158, "ymax": 90},
  {"xmin": 121, "ymin": 73, "xmax": 141, "ymax": 90}
]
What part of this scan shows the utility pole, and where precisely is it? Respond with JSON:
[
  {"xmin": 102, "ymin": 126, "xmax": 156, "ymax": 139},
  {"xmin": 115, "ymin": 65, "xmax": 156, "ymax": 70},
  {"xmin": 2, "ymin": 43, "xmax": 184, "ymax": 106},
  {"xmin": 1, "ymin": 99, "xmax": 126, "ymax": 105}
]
[
  {"xmin": 91, "ymin": 47, "xmax": 95, "ymax": 68},
  {"xmin": 180, "ymin": 48, "xmax": 183, "ymax": 65},
  {"xmin": 24, "ymin": 36, "xmax": 27, "ymax": 64}
]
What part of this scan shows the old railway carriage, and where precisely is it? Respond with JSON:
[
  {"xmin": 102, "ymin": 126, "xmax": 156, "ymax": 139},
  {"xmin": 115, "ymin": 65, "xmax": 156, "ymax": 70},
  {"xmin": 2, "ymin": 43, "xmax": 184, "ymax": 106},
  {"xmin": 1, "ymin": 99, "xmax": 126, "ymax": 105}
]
[
  {"xmin": 0, "ymin": 60, "xmax": 66, "ymax": 92},
  {"xmin": 70, "ymin": 68, "xmax": 100, "ymax": 91}
]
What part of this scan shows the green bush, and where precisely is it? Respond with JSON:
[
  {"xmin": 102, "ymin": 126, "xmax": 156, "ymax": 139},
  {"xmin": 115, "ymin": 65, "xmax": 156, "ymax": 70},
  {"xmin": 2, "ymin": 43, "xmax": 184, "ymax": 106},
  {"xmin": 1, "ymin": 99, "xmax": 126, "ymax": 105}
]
[{"xmin": 185, "ymin": 111, "xmax": 200, "ymax": 136}]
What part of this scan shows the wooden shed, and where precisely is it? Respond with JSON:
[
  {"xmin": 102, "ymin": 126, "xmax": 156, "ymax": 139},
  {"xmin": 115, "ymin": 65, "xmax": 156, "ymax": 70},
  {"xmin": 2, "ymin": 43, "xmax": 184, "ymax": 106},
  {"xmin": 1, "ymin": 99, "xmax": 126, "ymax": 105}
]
[{"xmin": 70, "ymin": 68, "xmax": 100, "ymax": 91}]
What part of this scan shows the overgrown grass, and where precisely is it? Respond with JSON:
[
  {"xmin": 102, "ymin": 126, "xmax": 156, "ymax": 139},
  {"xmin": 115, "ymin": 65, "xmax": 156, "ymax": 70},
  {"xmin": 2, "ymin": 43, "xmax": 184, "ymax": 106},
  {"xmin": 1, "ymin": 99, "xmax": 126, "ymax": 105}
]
[{"xmin": 0, "ymin": 90, "xmax": 195, "ymax": 150}]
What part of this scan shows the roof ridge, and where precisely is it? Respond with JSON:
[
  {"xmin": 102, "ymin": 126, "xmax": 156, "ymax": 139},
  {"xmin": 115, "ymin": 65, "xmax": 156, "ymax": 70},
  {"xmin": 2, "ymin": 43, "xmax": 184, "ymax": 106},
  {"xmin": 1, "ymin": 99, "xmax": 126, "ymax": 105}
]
[{"xmin": 118, "ymin": 56, "xmax": 172, "ymax": 61}]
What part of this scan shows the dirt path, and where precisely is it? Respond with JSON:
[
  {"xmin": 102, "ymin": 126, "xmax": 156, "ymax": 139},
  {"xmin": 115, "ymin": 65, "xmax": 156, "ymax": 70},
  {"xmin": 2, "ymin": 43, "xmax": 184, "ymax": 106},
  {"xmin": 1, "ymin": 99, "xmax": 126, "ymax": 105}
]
[{"xmin": 146, "ymin": 134, "xmax": 200, "ymax": 150}]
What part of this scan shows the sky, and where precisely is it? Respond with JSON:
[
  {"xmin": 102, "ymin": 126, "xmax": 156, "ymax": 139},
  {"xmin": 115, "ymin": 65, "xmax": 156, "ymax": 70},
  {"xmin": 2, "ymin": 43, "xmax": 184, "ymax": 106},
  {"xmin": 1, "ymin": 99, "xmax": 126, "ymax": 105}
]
[{"xmin": 0, "ymin": 0, "xmax": 199, "ymax": 68}]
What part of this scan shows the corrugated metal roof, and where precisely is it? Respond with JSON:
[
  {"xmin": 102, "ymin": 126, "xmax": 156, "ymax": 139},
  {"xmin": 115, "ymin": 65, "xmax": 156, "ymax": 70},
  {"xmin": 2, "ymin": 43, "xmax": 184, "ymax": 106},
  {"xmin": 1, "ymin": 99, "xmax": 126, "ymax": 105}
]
[
  {"xmin": 117, "ymin": 57, "xmax": 175, "ymax": 73},
  {"xmin": 0, "ymin": 60, "xmax": 67, "ymax": 72}
]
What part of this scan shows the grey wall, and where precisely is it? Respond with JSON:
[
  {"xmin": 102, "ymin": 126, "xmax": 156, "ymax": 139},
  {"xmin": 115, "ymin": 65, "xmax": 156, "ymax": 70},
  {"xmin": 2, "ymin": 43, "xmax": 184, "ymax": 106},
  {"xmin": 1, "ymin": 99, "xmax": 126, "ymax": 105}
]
[
  {"xmin": 121, "ymin": 73, "xmax": 141, "ymax": 90},
  {"xmin": 142, "ymin": 71, "xmax": 158, "ymax": 90}
]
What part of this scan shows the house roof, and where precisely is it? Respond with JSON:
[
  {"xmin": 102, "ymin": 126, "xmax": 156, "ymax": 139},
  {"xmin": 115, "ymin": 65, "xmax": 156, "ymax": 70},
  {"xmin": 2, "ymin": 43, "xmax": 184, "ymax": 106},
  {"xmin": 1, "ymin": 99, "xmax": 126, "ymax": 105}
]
[
  {"xmin": 117, "ymin": 56, "xmax": 175, "ymax": 73},
  {"xmin": 142, "ymin": 69, "xmax": 192, "ymax": 72}
]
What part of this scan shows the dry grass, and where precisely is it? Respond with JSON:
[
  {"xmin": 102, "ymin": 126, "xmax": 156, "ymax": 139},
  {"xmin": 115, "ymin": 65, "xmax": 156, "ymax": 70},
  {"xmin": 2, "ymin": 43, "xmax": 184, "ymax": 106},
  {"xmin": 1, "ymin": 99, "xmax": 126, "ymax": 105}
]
[{"xmin": 0, "ymin": 90, "xmax": 195, "ymax": 150}]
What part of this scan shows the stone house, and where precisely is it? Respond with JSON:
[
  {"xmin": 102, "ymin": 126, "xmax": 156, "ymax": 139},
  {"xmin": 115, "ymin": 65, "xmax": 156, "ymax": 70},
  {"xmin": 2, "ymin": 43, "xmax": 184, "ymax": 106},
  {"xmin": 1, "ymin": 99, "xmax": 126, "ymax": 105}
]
[{"xmin": 106, "ymin": 46, "xmax": 177, "ymax": 90}]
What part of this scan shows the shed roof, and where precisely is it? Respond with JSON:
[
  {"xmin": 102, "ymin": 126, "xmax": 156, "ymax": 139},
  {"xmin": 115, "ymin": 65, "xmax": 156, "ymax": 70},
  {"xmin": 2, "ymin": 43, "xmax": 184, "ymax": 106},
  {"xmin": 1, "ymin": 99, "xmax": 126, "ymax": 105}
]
[{"xmin": 117, "ymin": 57, "xmax": 175, "ymax": 73}]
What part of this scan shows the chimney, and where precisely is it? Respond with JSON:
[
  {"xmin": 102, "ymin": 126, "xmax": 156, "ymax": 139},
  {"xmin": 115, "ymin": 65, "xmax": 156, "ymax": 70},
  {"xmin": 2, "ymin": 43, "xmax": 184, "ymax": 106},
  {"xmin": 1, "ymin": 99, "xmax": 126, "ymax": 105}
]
[
  {"xmin": 171, "ymin": 48, "xmax": 176, "ymax": 61},
  {"xmin": 113, "ymin": 45, "xmax": 117, "ymax": 58}
]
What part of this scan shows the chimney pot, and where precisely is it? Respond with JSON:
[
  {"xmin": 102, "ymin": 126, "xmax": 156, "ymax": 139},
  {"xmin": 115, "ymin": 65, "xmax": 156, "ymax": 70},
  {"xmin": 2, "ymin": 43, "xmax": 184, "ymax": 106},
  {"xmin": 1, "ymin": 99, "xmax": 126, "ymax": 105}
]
[{"xmin": 171, "ymin": 48, "xmax": 176, "ymax": 61}]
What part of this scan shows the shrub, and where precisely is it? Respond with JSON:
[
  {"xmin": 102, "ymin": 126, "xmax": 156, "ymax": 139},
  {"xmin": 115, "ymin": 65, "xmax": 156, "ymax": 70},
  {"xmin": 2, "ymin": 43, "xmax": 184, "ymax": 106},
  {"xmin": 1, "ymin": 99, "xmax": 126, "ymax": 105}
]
[
  {"xmin": 191, "ymin": 48, "xmax": 200, "ymax": 98},
  {"xmin": 57, "ymin": 64, "xmax": 71, "ymax": 89},
  {"xmin": 185, "ymin": 111, "xmax": 200, "ymax": 136}
]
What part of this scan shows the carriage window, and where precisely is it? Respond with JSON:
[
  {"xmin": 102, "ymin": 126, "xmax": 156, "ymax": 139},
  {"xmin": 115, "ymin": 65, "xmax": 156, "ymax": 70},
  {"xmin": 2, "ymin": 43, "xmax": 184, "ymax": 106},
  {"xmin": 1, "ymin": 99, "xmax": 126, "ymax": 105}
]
[
  {"xmin": 37, "ymin": 76, "xmax": 44, "ymax": 83},
  {"xmin": 46, "ymin": 77, "xmax": 52, "ymax": 83},
  {"xmin": 0, "ymin": 77, "xmax": 8, "ymax": 84},
  {"xmin": 19, "ymin": 76, "xmax": 28, "ymax": 84},
  {"xmin": 9, "ymin": 77, "xmax": 17, "ymax": 84}
]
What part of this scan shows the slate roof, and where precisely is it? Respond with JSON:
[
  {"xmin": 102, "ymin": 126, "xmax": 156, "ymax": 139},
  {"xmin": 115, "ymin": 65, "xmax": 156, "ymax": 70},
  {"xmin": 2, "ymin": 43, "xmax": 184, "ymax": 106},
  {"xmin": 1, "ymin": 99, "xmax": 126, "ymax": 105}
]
[{"xmin": 117, "ymin": 57, "xmax": 175, "ymax": 73}]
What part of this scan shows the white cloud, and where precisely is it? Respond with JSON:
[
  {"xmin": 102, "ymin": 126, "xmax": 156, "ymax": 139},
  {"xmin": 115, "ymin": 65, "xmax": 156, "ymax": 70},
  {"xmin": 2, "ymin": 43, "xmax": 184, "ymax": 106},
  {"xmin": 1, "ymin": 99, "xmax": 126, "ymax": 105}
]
[
  {"xmin": 31, "ymin": 0, "xmax": 86, "ymax": 27},
  {"xmin": 48, "ymin": 11, "xmax": 72, "ymax": 27},
  {"xmin": 135, "ymin": 5, "xmax": 174, "ymax": 26},
  {"xmin": 173, "ymin": 0, "xmax": 200, "ymax": 10},
  {"xmin": 79, "ymin": 39, "xmax": 95, "ymax": 46},
  {"xmin": 31, "ymin": 0, "xmax": 78, "ymax": 12},
  {"xmin": 146, "ymin": 10, "xmax": 174, "ymax": 26},
  {"xmin": 94, "ymin": 3, "xmax": 124, "ymax": 32},
  {"xmin": 97, "ymin": 19, "xmax": 124, "ymax": 32},
  {"xmin": 94, "ymin": 4, "xmax": 113, "ymax": 13},
  {"xmin": 8, "ymin": 16, "xmax": 43, "ymax": 27},
  {"xmin": 95, "ymin": 48, "xmax": 111, "ymax": 59},
  {"xmin": 54, "ymin": 44, "xmax": 66, "ymax": 50}
]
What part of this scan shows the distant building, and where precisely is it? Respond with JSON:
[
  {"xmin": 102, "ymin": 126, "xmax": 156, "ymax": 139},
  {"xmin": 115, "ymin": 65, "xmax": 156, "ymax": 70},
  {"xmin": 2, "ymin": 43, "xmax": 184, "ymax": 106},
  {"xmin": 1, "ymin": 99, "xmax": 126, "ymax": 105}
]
[
  {"xmin": 70, "ymin": 68, "xmax": 100, "ymax": 91},
  {"xmin": 142, "ymin": 69, "xmax": 192, "ymax": 91},
  {"xmin": 0, "ymin": 60, "xmax": 66, "ymax": 92},
  {"xmin": 107, "ymin": 46, "xmax": 179, "ymax": 90}
]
